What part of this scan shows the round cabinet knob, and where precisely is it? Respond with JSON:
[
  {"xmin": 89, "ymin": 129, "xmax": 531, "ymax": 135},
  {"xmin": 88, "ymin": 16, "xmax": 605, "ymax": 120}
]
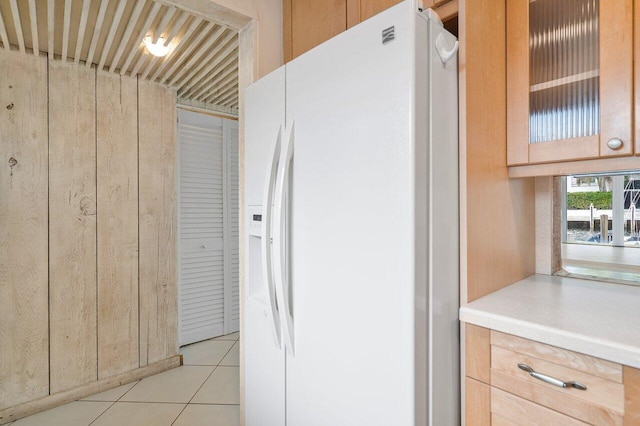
[
  {"xmin": 607, "ymin": 138, "xmax": 624, "ymax": 150},
  {"xmin": 201, "ymin": 244, "xmax": 207, "ymax": 249}
]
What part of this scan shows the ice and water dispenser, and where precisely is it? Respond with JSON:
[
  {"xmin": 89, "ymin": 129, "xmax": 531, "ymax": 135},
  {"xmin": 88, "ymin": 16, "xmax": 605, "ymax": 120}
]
[{"xmin": 247, "ymin": 206, "xmax": 266, "ymax": 303}]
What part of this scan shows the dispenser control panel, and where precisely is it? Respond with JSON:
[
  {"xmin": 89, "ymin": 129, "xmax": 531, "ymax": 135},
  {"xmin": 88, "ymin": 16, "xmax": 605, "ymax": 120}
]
[{"xmin": 248, "ymin": 206, "xmax": 263, "ymax": 237}]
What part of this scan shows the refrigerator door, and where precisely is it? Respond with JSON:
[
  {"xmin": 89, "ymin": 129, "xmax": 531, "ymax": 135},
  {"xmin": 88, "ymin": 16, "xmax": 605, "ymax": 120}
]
[
  {"xmin": 284, "ymin": 3, "xmax": 420, "ymax": 425},
  {"xmin": 244, "ymin": 67, "xmax": 286, "ymax": 426}
]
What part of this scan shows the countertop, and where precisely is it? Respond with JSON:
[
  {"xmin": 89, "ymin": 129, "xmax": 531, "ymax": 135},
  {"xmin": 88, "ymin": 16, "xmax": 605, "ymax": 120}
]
[{"xmin": 459, "ymin": 274, "xmax": 640, "ymax": 368}]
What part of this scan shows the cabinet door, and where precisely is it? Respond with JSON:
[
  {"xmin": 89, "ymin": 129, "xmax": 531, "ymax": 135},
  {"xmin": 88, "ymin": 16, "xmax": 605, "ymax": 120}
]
[
  {"xmin": 636, "ymin": 0, "xmax": 640, "ymax": 157},
  {"xmin": 360, "ymin": 0, "xmax": 402, "ymax": 22},
  {"xmin": 286, "ymin": 0, "xmax": 347, "ymax": 61},
  {"xmin": 507, "ymin": 0, "xmax": 632, "ymax": 166}
]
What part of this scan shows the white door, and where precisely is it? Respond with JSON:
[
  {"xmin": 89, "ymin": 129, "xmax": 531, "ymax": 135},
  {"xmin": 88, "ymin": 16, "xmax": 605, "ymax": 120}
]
[
  {"xmin": 244, "ymin": 67, "xmax": 286, "ymax": 426},
  {"xmin": 284, "ymin": 4, "xmax": 419, "ymax": 425},
  {"xmin": 179, "ymin": 110, "xmax": 239, "ymax": 346}
]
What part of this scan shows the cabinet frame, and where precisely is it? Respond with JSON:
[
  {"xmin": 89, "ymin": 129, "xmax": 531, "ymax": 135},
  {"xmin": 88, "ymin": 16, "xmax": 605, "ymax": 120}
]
[{"xmin": 507, "ymin": 0, "xmax": 633, "ymax": 166}]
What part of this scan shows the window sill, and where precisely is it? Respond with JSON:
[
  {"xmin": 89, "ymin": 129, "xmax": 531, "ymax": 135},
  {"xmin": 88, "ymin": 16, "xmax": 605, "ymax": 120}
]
[{"xmin": 560, "ymin": 243, "xmax": 640, "ymax": 286}]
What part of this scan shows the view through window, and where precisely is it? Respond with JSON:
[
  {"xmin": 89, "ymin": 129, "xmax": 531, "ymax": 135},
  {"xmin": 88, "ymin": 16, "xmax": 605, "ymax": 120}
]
[
  {"xmin": 563, "ymin": 172, "xmax": 640, "ymax": 247},
  {"xmin": 560, "ymin": 172, "xmax": 640, "ymax": 284}
]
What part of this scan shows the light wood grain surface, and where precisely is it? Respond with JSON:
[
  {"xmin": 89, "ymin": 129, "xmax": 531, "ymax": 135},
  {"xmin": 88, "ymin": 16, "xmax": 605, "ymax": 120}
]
[
  {"xmin": 491, "ymin": 330, "xmax": 622, "ymax": 383},
  {"xmin": 359, "ymin": 0, "xmax": 401, "ymax": 21},
  {"xmin": 48, "ymin": 59, "xmax": 98, "ymax": 393},
  {"xmin": 459, "ymin": 0, "xmax": 535, "ymax": 303},
  {"xmin": 491, "ymin": 386, "xmax": 587, "ymax": 425},
  {"xmin": 290, "ymin": 0, "xmax": 346, "ymax": 59},
  {"xmin": 465, "ymin": 377, "xmax": 490, "ymax": 426},
  {"xmin": 599, "ymin": 0, "xmax": 633, "ymax": 158},
  {"xmin": 96, "ymin": 72, "xmax": 140, "ymax": 379},
  {"xmin": 491, "ymin": 369, "xmax": 623, "ymax": 425},
  {"xmin": 636, "ymin": 0, "xmax": 640, "ymax": 157},
  {"xmin": 138, "ymin": 80, "xmax": 178, "ymax": 367},
  {"xmin": 491, "ymin": 345, "xmax": 624, "ymax": 413},
  {"xmin": 466, "ymin": 324, "xmax": 490, "ymax": 384},
  {"xmin": 0, "ymin": 49, "xmax": 49, "ymax": 409},
  {"xmin": 505, "ymin": 0, "xmax": 529, "ymax": 165},
  {"xmin": 625, "ymin": 366, "xmax": 640, "ymax": 425}
]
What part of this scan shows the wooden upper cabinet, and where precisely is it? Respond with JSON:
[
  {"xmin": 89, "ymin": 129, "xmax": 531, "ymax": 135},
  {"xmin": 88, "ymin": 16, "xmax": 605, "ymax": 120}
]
[
  {"xmin": 507, "ymin": 0, "xmax": 633, "ymax": 166},
  {"xmin": 360, "ymin": 0, "xmax": 402, "ymax": 22},
  {"xmin": 285, "ymin": 0, "xmax": 347, "ymax": 62},
  {"xmin": 284, "ymin": 0, "xmax": 405, "ymax": 62},
  {"xmin": 636, "ymin": 0, "xmax": 640, "ymax": 157}
]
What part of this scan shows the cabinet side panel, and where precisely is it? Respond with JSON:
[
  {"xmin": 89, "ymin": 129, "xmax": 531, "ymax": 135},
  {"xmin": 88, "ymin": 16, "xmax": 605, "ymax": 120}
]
[
  {"xmin": 49, "ymin": 60, "xmax": 98, "ymax": 393},
  {"xmin": 506, "ymin": 0, "xmax": 529, "ymax": 165},
  {"xmin": 460, "ymin": 0, "xmax": 536, "ymax": 303},
  {"xmin": 0, "ymin": 49, "xmax": 49, "ymax": 410},
  {"xmin": 138, "ymin": 81, "xmax": 178, "ymax": 366},
  {"xmin": 465, "ymin": 378, "xmax": 491, "ymax": 426},
  {"xmin": 465, "ymin": 324, "xmax": 491, "ymax": 384},
  {"xmin": 96, "ymin": 73, "xmax": 140, "ymax": 378}
]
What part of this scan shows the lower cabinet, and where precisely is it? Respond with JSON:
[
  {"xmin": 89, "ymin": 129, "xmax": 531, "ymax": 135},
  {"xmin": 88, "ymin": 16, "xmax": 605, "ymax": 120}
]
[{"xmin": 465, "ymin": 324, "xmax": 640, "ymax": 425}]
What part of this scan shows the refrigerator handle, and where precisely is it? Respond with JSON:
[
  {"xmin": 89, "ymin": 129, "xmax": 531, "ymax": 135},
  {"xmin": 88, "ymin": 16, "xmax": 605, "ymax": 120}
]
[
  {"xmin": 435, "ymin": 33, "xmax": 458, "ymax": 64},
  {"xmin": 273, "ymin": 122, "xmax": 295, "ymax": 356},
  {"xmin": 261, "ymin": 126, "xmax": 283, "ymax": 349}
]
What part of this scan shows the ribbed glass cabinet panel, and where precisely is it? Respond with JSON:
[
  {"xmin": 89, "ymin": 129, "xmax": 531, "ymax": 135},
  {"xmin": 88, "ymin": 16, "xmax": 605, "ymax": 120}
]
[{"xmin": 529, "ymin": 0, "xmax": 599, "ymax": 144}]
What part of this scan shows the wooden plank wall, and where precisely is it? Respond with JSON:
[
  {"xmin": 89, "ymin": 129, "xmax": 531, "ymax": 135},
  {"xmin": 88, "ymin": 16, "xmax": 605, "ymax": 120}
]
[
  {"xmin": 138, "ymin": 80, "xmax": 178, "ymax": 367},
  {"xmin": 96, "ymin": 73, "xmax": 140, "ymax": 379},
  {"xmin": 0, "ymin": 49, "xmax": 49, "ymax": 410},
  {"xmin": 49, "ymin": 60, "xmax": 98, "ymax": 393},
  {"xmin": 0, "ymin": 46, "xmax": 178, "ymax": 415}
]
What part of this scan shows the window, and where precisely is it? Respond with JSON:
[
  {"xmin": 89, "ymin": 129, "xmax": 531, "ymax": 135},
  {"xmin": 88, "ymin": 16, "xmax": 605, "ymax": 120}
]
[{"xmin": 560, "ymin": 171, "xmax": 640, "ymax": 284}]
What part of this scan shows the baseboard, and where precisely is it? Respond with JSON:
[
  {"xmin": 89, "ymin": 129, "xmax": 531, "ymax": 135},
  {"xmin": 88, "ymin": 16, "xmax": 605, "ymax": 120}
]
[{"xmin": 0, "ymin": 355, "xmax": 182, "ymax": 424}]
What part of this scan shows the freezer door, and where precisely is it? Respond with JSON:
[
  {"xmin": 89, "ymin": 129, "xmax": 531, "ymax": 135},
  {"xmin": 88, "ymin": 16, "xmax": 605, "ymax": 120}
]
[
  {"xmin": 244, "ymin": 67, "xmax": 286, "ymax": 426},
  {"xmin": 284, "ymin": 3, "xmax": 420, "ymax": 425}
]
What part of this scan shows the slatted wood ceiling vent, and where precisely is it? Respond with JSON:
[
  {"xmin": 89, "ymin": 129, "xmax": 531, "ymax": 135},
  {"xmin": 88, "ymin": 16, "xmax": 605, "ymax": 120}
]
[{"xmin": 0, "ymin": 0, "xmax": 239, "ymax": 115}]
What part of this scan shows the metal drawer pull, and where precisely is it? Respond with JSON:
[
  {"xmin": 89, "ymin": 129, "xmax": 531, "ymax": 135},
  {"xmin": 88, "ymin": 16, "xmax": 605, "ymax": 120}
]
[{"xmin": 518, "ymin": 363, "xmax": 587, "ymax": 391}]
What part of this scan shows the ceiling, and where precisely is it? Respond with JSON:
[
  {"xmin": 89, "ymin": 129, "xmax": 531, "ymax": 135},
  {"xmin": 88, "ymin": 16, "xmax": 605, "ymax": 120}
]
[{"xmin": 0, "ymin": 0, "xmax": 239, "ymax": 114}]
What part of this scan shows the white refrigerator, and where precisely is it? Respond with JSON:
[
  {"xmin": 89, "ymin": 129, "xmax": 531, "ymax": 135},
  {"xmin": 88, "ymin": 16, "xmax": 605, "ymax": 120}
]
[{"xmin": 244, "ymin": 2, "xmax": 459, "ymax": 425}]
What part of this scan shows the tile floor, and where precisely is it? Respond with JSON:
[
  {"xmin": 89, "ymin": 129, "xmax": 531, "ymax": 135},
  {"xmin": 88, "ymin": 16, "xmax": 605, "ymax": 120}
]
[{"xmin": 8, "ymin": 332, "xmax": 240, "ymax": 426}]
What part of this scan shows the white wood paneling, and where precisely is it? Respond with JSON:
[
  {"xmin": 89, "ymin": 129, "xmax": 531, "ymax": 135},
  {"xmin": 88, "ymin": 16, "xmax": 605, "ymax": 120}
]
[
  {"xmin": 0, "ymin": 48, "xmax": 49, "ymax": 410},
  {"xmin": 139, "ymin": 80, "xmax": 178, "ymax": 367},
  {"xmin": 48, "ymin": 59, "xmax": 98, "ymax": 393},
  {"xmin": 96, "ymin": 72, "xmax": 139, "ymax": 379}
]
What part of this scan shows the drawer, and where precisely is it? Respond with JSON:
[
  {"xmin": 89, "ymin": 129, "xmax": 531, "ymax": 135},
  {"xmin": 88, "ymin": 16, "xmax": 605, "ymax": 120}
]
[
  {"xmin": 490, "ymin": 331, "xmax": 624, "ymax": 425},
  {"xmin": 491, "ymin": 387, "xmax": 587, "ymax": 426}
]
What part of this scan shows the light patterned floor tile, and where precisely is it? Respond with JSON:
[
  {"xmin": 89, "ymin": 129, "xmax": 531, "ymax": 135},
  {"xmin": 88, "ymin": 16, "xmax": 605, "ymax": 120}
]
[
  {"xmin": 120, "ymin": 366, "xmax": 214, "ymax": 403},
  {"xmin": 180, "ymin": 340, "xmax": 235, "ymax": 366},
  {"xmin": 219, "ymin": 342, "xmax": 239, "ymax": 367},
  {"xmin": 90, "ymin": 402, "xmax": 184, "ymax": 426},
  {"xmin": 191, "ymin": 367, "xmax": 239, "ymax": 405},
  {"xmin": 173, "ymin": 404, "xmax": 239, "ymax": 426},
  {"xmin": 81, "ymin": 381, "xmax": 139, "ymax": 402},
  {"xmin": 11, "ymin": 401, "xmax": 111, "ymax": 426}
]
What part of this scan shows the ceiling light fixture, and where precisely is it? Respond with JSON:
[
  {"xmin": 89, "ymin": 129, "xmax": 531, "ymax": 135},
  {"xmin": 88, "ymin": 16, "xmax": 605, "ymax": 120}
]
[{"xmin": 144, "ymin": 36, "xmax": 171, "ymax": 57}]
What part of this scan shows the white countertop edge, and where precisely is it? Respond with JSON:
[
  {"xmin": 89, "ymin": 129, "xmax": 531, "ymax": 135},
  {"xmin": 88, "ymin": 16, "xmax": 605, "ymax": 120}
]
[{"xmin": 460, "ymin": 300, "xmax": 640, "ymax": 369}]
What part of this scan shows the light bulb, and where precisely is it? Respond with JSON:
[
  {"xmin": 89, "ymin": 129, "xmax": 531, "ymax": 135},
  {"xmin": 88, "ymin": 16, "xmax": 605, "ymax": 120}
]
[{"xmin": 143, "ymin": 36, "xmax": 171, "ymax": 57}]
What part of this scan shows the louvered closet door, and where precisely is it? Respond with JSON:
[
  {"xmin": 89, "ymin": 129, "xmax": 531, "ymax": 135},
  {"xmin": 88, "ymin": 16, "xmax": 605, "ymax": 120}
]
[
  {"xmin": 179, "ymin": 110, "xmax": 225, "ymax": 345},
  {"xmin": 224, "ymin": 120, "xmax": 240, "ymax": 334}
]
